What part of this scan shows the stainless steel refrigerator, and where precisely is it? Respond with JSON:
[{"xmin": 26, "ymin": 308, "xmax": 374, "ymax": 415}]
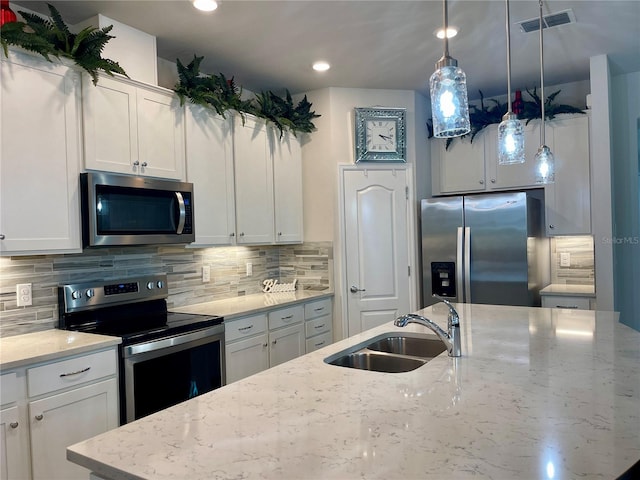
[{"xmin": 420, "ymin": 191, "xmax": 548, "ymax": 308}]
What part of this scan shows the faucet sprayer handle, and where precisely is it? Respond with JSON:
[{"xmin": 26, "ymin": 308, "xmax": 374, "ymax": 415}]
[{"xmin": 432, "ymin": 294, "xmax": 460, "ymax": 326}]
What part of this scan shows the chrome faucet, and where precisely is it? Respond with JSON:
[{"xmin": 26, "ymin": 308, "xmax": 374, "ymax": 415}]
[{"xmin": 394, "ymin": 294, "xmax": 461, "ymax": 357}]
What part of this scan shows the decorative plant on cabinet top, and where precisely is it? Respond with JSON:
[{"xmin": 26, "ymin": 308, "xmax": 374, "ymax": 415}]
[
  {"xmin": 174, "ymin": 55, "xmax": 320, "ymax": 138},
  {"xmin": 0, "ymin": 3, "xmax": 127, "ymax": 85}
]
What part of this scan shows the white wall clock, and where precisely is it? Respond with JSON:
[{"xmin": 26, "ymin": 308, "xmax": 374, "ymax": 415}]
[{"xmin": 354, "ymin": 107, "xmax": 406, "ymax": 163}]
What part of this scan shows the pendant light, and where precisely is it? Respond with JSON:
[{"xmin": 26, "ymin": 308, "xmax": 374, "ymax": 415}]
[
  {"xmin": 534, "ymin": 0, "xmax": 555, "ymax": 183},
  {"xmin": 497, "ymin": 0, "xmax": 525, "ymax": 165},
  {"xmin": 429, "ymin": 0, "xmax": 470, "ymax": 138}
]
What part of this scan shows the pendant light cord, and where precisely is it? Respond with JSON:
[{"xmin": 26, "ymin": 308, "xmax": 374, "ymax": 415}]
[
  {"xmin": 505, "ymin": 0, "xmax": 513, "ymax": 114},
  {"xmin": 443, "ymin": 0, "xmax": 450, "ymax": 58},
  {"xmin": 539, "ymin": 0, "xmax": 545, "ymax": 145}
]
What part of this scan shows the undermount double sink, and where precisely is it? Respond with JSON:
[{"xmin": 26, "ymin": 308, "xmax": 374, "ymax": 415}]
[{"xmin": 324, "ymin": 332, "xmax": 446, "ymax": 373}]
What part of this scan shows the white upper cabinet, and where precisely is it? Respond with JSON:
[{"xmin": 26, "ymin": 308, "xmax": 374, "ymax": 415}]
[
  {"xmin": 233, "ymin": 115, "xmax": 275, "ymax": 244},
  {"xmin": 184, "ymin": 105, "xmax": 236, "ymax": 246},
  {"xmin": 82, "ymin": 74, "xmax": 185, "ymax": 180},
  {"xmin": 272, "ymin": 129, "xmax": 303, "ymax": 243},
  {"xmin": 432, "ymin": 132, "xmax": 486, "ymax": 194},
  {"xmin": 0, "ymin": 50, "xmax": 82, "ymax": 256}
]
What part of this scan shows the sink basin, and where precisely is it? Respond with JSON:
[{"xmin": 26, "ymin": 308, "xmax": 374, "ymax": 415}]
[
  {"xmin": 327, "ymin": 350, "xmax": 427, "ymax": 373},
  {"xmin": 366, "ymin": 334, "xmax": 446, "ymax": 358},
  {"xmin": 324, "ymin": 332, "xmax": 446, "ymax": 373}
]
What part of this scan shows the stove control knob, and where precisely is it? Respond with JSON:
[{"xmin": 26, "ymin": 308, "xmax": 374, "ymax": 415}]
[
  {"xmin": 85, "ymin": 289, "xmax": 94, "ymax": 299},
  {"xmin": 71, "ymin": 290, "xmax": 82, "ymax": 300},
  {"xmin": 146, "ymin": 281, "xmax": 155, "ymax": 290},
  {"xmin": 156, "ymin": 281, "xmax": 164, "ymax": 289}
]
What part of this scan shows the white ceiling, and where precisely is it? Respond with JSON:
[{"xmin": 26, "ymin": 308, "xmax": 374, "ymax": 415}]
[{"xmin": 14, "ymin": 1, "xmax": 640, "ymax": 101}]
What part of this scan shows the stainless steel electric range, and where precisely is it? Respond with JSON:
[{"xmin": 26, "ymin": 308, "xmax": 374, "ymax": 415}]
[{"xmin": 58, "ymin": 274, "xmax": 225, "ymax": 424}]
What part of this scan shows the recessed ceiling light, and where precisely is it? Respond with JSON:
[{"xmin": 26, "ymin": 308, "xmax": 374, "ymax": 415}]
[
  {"xmin": 312, "ymin": 61, "xmax": 330, "ymax": 72},
  {"xmin": 193, "ymin": 0, "xmax": 218, "ymax": 12},
  {"xmin": 435, "ymin": 27, "xmax": 458, "ymax": 39}
]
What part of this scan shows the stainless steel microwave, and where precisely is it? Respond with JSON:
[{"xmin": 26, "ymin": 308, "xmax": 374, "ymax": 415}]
[{"xmin": 80, "ymin": 172, "xmax": 195, "ymax": 247}]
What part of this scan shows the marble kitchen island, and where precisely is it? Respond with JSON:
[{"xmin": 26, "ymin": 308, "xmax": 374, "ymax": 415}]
[{"xmin": 67, "ymin": 303, "xmax": 640, "ymax": 479}]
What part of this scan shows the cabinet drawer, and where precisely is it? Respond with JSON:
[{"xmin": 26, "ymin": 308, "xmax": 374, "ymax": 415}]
[
  {"xmin": 225, "ymin": 314, "xmax": 268, "ymax": 343},
  {"xmin": 27, "ymin": 349, "xmax": 117, "ymax": 398},
  {"xmin": 306, "ymin": 332, "xmax": 333, "ymax": 353},
  {"xmin": 541, "ymin": 295, "xmax": 591, "ymax": 310},
  {"xmin": 304, "ymin": 298, "xmax": 332, "ymax": 320},
  {"xmin": 268, "ymin": 305, "xmax": 303, "ymax": 330},
  {"xmin": 305, "ymin": 316, "xmax": 331, "ymax": 338},
  {"xmin": 1, "ymin": 372, "xmax": 18, "ymax": 405}
]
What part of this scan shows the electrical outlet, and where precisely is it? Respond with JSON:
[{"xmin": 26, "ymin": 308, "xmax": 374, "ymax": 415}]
[
  {"xmin": 202, "ymin": 265, "xmax": 211, "ymax": 283},
  {"xmin": 246, "ymin": 262, "xmax": 253, "ymax": 277},
  {"xmin": 560, "ymin": 252, "xmax": 571, "ymax": 267},
  {"xmin": 16, "ymin": 283, "xmax": 32, "ymax": 307}
]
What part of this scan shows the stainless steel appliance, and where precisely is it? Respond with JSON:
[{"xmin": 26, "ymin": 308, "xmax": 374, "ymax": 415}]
[
  {"xmin": 80, "ymin": 172, "xmax": 195, "ymax": 247},
  {"xmin": 421, "ymin": 191, "xmax": 547, "ymax": 308},
  {"xmin": 58, "ymin": 274, "xmax": 225, "ymax": 424}
]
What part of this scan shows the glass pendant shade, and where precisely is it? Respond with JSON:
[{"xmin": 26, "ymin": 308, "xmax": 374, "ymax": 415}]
[
  {"xmin": 534, "ymin": 145, "xmax": 555, "ymax": 183},
  {"xmin": 429, "ymin": 62, "xmax": 471, "ymax": 138},
  {"xmin": 498, "ymin": 113, "xmax": 525, "ymax": 164}
]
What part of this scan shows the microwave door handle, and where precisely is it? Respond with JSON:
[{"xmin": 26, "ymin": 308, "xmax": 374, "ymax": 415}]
[{"xmin": 175, "ymin": 192, "xmax": 186, "ymax": 234}]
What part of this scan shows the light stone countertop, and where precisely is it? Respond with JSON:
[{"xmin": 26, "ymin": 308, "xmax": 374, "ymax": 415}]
[
  {"xmin": 170, "ymin": 289, "xmax": 334, "ymax": 320},
  {"xmin": 539, "ymin": 284, "xmax": 596, "ymax": 297},
  {"xmin": 67, "ymin": 304, "xmax": 640, "ymax": 480},
  {"xmin": 0, "ymin": 330, "xmax": 121, "ymax": 371}
]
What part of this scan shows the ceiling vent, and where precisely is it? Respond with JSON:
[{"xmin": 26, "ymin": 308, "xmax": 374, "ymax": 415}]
[{"xmin": 517, "ymin": 9, "xmax": 576, "ymax": 33}]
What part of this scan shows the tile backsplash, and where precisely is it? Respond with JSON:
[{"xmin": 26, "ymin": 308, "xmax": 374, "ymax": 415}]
[
  {"xmin": 550, "ymin": 236, "xmax": 595, "ymax": 285},
  {"xmin": 0, "ymin": 242, "xmax": 332, "ymax": 338}
]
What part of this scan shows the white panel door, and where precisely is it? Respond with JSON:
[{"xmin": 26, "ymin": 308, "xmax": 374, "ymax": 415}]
[{"xmin": 343, "ymin": 168, "xmax": 411, "ymax": 336}]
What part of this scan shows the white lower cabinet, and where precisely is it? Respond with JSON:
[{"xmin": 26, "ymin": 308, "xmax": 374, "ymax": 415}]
[
  {"xmin": 268, "ymin": 322, "xmax": 305, "ymax": 368},
  {"xmin": 0, "ymin": 347, "xmax": 119, "ymax": 480},
  {"xmin": 304, "ymin": 298, "xmax": 333, "ymax": 353}
]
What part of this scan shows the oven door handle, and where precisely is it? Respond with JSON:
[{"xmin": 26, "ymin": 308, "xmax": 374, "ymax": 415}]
[{"xmin": 124, "ymin": 324, "xmax": 224, "ymax": 357}]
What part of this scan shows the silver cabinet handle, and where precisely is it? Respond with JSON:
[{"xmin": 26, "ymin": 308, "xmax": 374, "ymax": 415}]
[
  {"xmin": 314, "ymin": 324, "xmax": 325, "ymax": 329},
  {"xmin": 556, "ymin": 305, "xmax": 579, "ymax": 309},
  {"xmin": 314, "ymin": 307, "xmax": 324, "ymax": 312},
  {"xmin": 35, "ymin": 414, "xmax": 43, "ymax": 421},
  {"xmin": 350, "ymin": 286, "xmax": 365, "ymax": 293},
  {"xmin": 238, "ymin": 325, "xmax": 254, "ymax": 332},
  {"xmin": 281, "ymin": 314, "xmax": 293, "ymax": 320},
  {"xmin": 141, "ymin": 162, "xmax": 148, "ymax": 167},
  {"xmin": 59, "ymin": 366, "xmax": 91, "ymax": 377},
  {"xmin": 0, "ymin": 234, "xmax": 5, "ymax": 240},
  {"xmin": 314, "ymin": 341, "xmax": 326, "ymax": 347},
  {"xmin": 10, "ymin": 422, "xmax": 18, "ymax": 429},
  {"xmin": 133, "ymin": 161, "xmax": 140, "ymax": 166}
]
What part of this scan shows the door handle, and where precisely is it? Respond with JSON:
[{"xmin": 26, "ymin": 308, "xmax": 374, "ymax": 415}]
[
  {"xmin": 175, "ymin": 192, "xmax": 186, "ymax": 234},
  {"xmin": 350, "ymin": 285, "xmax": 366, "ymax": 293}
]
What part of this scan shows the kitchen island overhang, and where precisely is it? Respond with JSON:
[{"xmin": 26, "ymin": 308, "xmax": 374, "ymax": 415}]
[{"xmin": 68, "ymin": 303, "xmax": 640, "ymax": 480}]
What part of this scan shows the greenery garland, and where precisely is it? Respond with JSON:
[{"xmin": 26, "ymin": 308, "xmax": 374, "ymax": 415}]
[
  {"xmin": 428, "ymin": 89, "xmax": 585, "ymax": 150},
  {"xmin": 0, "ymin": 3, "xmax": 127, "ymax": 85},
  {"xmin": 174, "ymin": 55, "xmax": 320, "ymax": 138}
]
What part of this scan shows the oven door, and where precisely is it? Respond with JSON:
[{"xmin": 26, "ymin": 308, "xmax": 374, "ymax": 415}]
[{"xmin": 121, "ymin": 324, "xmax": 225, "ymax": 424}]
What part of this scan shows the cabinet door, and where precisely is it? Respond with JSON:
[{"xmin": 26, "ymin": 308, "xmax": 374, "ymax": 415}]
[
  {"xmin": 545, "ymin": 115, "xmax": 591, "ymax": 235},
  {"xmin": 272, "ymin": 129, "xmax": 303, "ymax": 243},
  {"xmin": 136, "ymin": 87, "xmax": 185, "ymax": 180},
  {"xmin": 0, "ymin": 51, "xmax": 82, "ymax": 255},
  {"xmin": 269, "ymin": 323, "xmax": 305, "ymax": 368},
  {"xmin": 433, "ymin": 135, "xmax": 486, "ymax": 194},
  {"xmin": 29, "ymin": 378, "xmax": 118, "ymax": 480},
  {"xmin": 233, "ymin": 116, "xmax": 275, "ymax": 244},
  {"xmin": 185, "ymin": 105, "xmax": 236, "ymax": 245},
  {"xmin": 225, "ymin": 333, "xmax": 269, "ymax": 384},
  {"xmin": 82, "ymin": 74, "xmax": 139, "ymax": 175},
  {"xmin": 485, "ymin": 123, "xmax": 540, "ymax": 189},
  {"xmin": 0, "ymin": 405, "xmax": 30, "ymax": 480}
]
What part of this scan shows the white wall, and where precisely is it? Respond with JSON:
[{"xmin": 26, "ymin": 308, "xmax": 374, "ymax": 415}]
[{"xmin": 611, "ymin": 69, "xmax": 640, "ymax": 330}]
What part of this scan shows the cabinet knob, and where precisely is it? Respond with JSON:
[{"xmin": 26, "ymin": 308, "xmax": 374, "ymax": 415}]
[
  {"xmin": 133, "ymin": 161, "xmax": 140, "ymax": 166},
  {"xmin": 479, "ymin": 180, "xmax": 485, "ymax": 185},
  {"xmin": 278, "ymin": 232, "xmax": 282, "ymax": 236},
  {"xmin": 230, "ymin": 232, "xmax": 235, "ymax": 237},
  {"xmin": 141, "ymin": 162, "xmax": 148, "ymax": 167},
  {"xmin": 0, "ymin": 234, "xmax": 4, "ymax": 240},
  {"xmin": 272, "ymin": 339, "xmax": 277, "ymax": 345},
  {"xmin": 239, "ymin": 232, "xmax": 245, "ymax": 237},
  {"xmin": 490, "ymin": 178, "xmax": 496, "ymax": 184},
  {"xmin": 350, "ymin": 285, "xmax": 366, "ymax": 293},
  {"xmin": 35, "ymin": 414, "xmax": 44, "ymax": 421},
  {"xmin": 9, "ymin": 422, "xmax": 18, "ymax": 429},
  {"xmin": 262, "ymin": 343, "xmax": 268, "ymax": 348},
  {"xmin": 549, "ymin": 224, "xmax": 555, "ymax": 229}
]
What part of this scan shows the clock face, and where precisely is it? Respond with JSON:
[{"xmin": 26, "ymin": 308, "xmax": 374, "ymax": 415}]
[{"xmin": 366, "ymin": 120, "xmax": 397, "ymax": 152}]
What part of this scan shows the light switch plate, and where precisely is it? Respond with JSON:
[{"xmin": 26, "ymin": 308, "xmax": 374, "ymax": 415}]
[
  {"xmin": 246, "ymin": 262, "xmax": 253, "ymax": 277},
  {"xmin": 560, "ymin": 252, "xmax": 571, "ymax": 267},
  {"xmin": 202, "ymin": 265, "xmax": 211, "ymax": 283}
]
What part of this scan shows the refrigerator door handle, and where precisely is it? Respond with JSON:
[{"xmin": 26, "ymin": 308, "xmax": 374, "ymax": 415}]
[
  {"xmin": 464, "ymin": 226, "xmax": 471, "ymax": 303},
  {"xmin": 456, "ymin": 227, "xmax": 464, "ymax": 303}
]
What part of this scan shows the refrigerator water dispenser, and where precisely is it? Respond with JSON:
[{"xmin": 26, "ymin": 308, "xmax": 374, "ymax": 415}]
[{"xmin": 431, "ymin": 262, "xmax": 456, "ymax": 298}]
